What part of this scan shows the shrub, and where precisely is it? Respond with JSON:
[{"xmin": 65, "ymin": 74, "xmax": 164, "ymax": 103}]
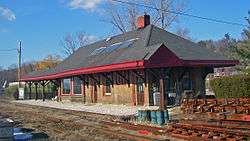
[
  {"xmin": 210, "ymin": 75, "xmax": 250, "ymax": 98},
  {"xmin": 4, "ymin": 85, "xmax": 19, "ymax": 99}
]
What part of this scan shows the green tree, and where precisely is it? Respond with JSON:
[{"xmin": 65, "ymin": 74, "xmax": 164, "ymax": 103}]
[
  {"xmin": 234, "ymin": 11, "xmax": 250, "ymax": 65},
  {"xmin": 197, "ymin": 33, "xmax": 238, "ymax": 60},
  {"xmin": 198, "ymin": 11, "xmax": 250, "ymax": 67}
]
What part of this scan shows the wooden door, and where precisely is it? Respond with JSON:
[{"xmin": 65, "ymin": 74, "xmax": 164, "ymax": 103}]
[
  {"xmin": 136, "ymin": 77, "xmax": 144, "ymax": 105},
  {"xmin": 137, "ymin": 92, "xmax": 144, "ymax": 105}
]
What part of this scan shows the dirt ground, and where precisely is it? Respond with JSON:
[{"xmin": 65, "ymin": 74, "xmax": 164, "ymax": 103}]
[{"xmin": 0, "ymin": 97, "xmax": 181, "ymax": 141}]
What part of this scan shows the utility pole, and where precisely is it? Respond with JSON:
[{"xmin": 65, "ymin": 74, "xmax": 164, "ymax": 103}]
[{"xmin": 17, "ymin": 41, "xmax": 22, "ymax": 89}]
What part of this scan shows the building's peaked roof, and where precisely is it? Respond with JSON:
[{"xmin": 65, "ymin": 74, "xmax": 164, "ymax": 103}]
[
  {"xmin": 147, "ymin": 25, "xmax": 230, "ymax": 60},
  {"xmin": 22, "ymin": 24, "xmax": 237, "ymax": 81}
]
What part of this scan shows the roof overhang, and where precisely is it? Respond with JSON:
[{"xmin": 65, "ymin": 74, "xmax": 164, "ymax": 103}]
[
  {"xmin": 21, "ymin": 44, "xmax": 239, "ymax": 82},
  {"xmin": 182, "ymin": 60, "xmax": 239, "ymax": 67},
  {"xmin": 21, "ymin": 60, "xmax": 145, "ymax": 81},
  {"xmin": 21, "ymin": 59, "xmax": 238, "ymax": 82}
]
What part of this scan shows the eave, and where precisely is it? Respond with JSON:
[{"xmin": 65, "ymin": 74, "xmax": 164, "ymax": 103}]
[{"xmin": 21, "ymin": 60, "xmax": 145, "ymax": 81}]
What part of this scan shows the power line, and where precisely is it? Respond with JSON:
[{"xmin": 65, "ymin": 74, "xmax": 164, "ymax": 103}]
[
  {"xmin": 110, "ymin": 0, "xmax": 248, "ymax": 27},
  {"xmin": 0, "ymin": 48, "xmax": 17, "ymax": 52}
]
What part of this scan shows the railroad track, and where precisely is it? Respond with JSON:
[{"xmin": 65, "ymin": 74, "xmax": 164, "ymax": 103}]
[
  {"xmin": 0, "ymin": 99, "xmax": 172, "ymax": 141},
  {"xmin": 2, "ymin": 98, "xmax": 250, "ymax": 140},
  {"xmin": 41, "ymin": 113, "xmax": 163, "ymax": 141},
  {"xmin": 168, "ymin": 123, "xmax": 250, "ymax": 140}
]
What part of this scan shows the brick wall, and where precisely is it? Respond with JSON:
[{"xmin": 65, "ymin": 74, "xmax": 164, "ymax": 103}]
[
  {"xmin": 57, "ymin": 67, "xmax": 211, "ymax": 106},
  {"xmin": 59, "ymin": 72, "xmax": 150, "ymax": 106}
]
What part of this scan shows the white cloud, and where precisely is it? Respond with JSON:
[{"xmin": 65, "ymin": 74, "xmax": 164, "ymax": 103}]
[
  {"xmin": 68, "ymin": 0, "xmax": 103, "ymax": 11},
  {"xmin": 0, "ymin": 6, "xmax": 16, "ymax": 21},
  {"xmin": 87, "ymin": 35, "xmax": 98, "ymax": 42}
]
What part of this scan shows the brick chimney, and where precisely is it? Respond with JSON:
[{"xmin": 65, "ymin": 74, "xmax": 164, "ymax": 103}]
[{"xmin": 137, "ymin": 14, "xmax": 150, "ymax": 29}]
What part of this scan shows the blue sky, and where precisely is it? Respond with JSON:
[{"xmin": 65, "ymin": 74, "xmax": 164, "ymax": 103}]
[{"xmin": 0, "ymin": 0, "xmax": 249, "ymax": 68}]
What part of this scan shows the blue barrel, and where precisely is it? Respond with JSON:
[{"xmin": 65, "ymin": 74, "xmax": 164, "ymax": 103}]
[
  {"xmin": 136, "ymin": 110, "xmax": 142, "ymax": 122},
  {"xmin": 147, "ymin": 110, "xmax": 151, "ymax": 121},
  {"xmin": 164, "ymin": 109, "xmax": 169, "ymax": 123},
  {"xmin": 156, "ymin": 110, "xmax": 164, "ymax": 125},
  {"xmin": 150, "ymin": 110, "xmax": 157, "ymax": 124},
  {"xmin": 141, "ymin": 110, "xmax": 148, "ymax": 122}
]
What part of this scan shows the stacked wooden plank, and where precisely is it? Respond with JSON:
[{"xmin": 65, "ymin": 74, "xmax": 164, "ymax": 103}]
[{"xmin": 181, "ymin": 98, "xmax": 250, "ymax": 121}]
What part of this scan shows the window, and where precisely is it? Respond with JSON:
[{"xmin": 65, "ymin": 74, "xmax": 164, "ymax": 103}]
[
  {"xmin": 136, "ymin": 77, "xmax": 144, "ymax": 93},
  {"xmin": 118, "ymin": 39, "xmax": 136, "ymax": 49},
  {"xmin": 89, "ymin": 38, "xmax": 139, "ymax": 56},
  {"xmin": 104, "ymin": 42, "xmax": 122, "ymax": 53},
  {"xmin": 73, "ymin": 77, "xmax": 82, "ymax": 95},
  {"xmin": 106, "ymin": 38, "xmax": 138, "ymax": 52},
  {"xmin": 62, "ymin": 78, "xmax": 71, "ymax": 94},
  {"xmin": 105, "ymin": 78, "xmax": 111, "ymax": 95},
  {"xmin": 90, "ymin": 47, "xmax": 106, "ymax": 55}
]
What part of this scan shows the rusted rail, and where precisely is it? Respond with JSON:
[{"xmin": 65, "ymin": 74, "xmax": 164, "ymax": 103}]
[
  {"xmin": 1, "ymin": 99, "xmax": 169, "ymax": 141},
  {"xmin": 177, "ymin": 98, "xmax": 250, "ymax": 140},
  {"xmin": 2, "ymin": 98, "xmax": 250, "ymax": 141},
  {"xmin": 168, "ymin": 122, "xmax": 250, "ymax": 140}
]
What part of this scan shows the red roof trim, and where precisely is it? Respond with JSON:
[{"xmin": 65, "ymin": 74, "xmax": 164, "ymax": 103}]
[
  {"xmin": 22, "ymin": 59, "xmax": 238, "ymax": 81},
  {"xmin": 21, "ymin": 44, "xmax": 239, "ymax": 82},
  {"xmin": 21, "ymin": 60, "xmax": 145, "ymax": 81},
  {"xmin": 182, "ymin": 60, "xmax": 239, "ymax": 66},
  {"xmin": 144, "ymin": 59, "xmax": 238, "ymax": 68}
]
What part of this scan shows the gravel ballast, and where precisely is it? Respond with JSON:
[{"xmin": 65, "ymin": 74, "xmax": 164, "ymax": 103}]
[{"xmin": 13, "ymin": 100, "xmax": 151, "ymax": 116}]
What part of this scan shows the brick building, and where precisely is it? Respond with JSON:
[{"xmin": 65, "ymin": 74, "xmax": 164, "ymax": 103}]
[{"xmin": 21, "ymin": 15, "xmax": 238, "ymax": 108}]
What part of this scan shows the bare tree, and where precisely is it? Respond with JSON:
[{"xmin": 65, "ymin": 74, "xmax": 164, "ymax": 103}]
[
  {"xmin": 104, "ymin": 3, "xmax": 139, "ymax": 33},
  {"xmin": 0, "ymin": 64, "xmax": 18, "ymax": 83},
  {"xmin": 21, "ymin": 62, "xmax": 35, "ymax": 75},
  {"xmin": 104, "ymin": 0, "xmax": 186, "ymax": 33},
  {"xmin": 8, "ymin": 64, "xmax": 17, "ymax": 70},
  {"xmin": 60, "ymin": 32, "xmax": 94, "ymax": 56},
  {"xmin": 175, "ymin": 27, "xmax": 191, "ymax": 40}
]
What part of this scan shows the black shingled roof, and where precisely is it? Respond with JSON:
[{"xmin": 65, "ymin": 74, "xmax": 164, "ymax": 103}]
[{"xmin": 23, "ymin": 25, "xmax": 233, "ymax": 78}]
